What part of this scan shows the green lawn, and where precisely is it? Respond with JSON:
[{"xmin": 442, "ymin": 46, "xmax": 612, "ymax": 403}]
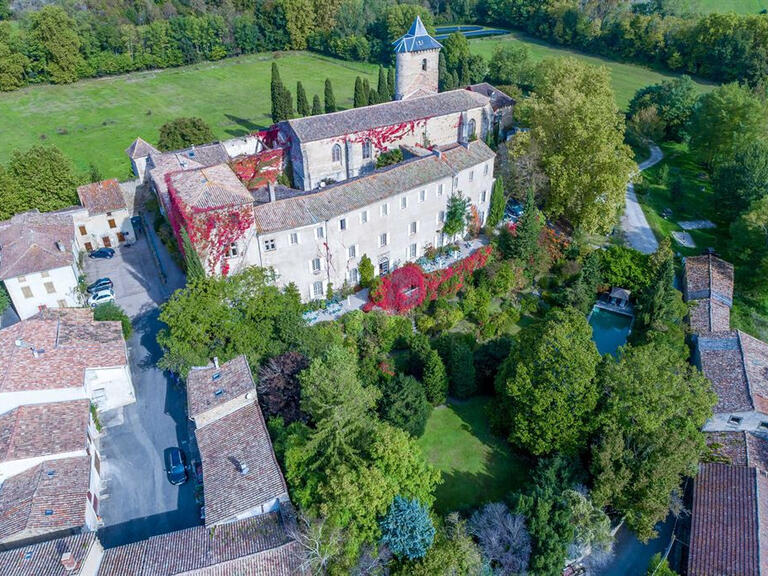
[
  {"xmin": 636, "ymin": 141, "xmax": 768, "ymax": 340},
  {"xmin": 417, "ymin": 396, "xmax": 530, "ymax": 514},
  {"xmin": 469, "ymin": 33, "xmax": 713, "ymax": 109},
  {"xmin": 668, "ymin": 0, "xmax": 768, "ymax": 13},
  {"xmin": 0, "ymin": 52, "xmax": 378, "ymax": 179}
]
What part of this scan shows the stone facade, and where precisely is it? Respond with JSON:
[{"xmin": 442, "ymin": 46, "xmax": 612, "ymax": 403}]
[{"xmin": 395, "ymin": 48, "xmax": 440, "ymax": 100}]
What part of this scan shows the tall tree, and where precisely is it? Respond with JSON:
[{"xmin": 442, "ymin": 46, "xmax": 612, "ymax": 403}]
[
  {"xmin": 487, "ymin": 175, "xmax": 506, "ymax": 228},
  {"xmin": 443, "ymin": 193, "xmax": 469, "ymax": 239},
  {"xmin": 157, "ymin": 117, "xmax": 215, "ymax": 151},
  {"xmin": 387, "ymin": 67, "xmax": 395, "ymax": 99},
  {"xmin": 354, "ymin": 76, "xmax": 367, "ymax": 108},
  {"xmin": 271, "ymin": 63, "xmax": 283, "ymax": 122},
  {"xmin": 181, "ymin": 227, "xmax": 206, "ymax": 281},
  {"xmin": 628, "ymin": 76, "xmax": 699, "ymax": 141},
  {"xmin": 713, "ymin": 139, "xmax": 768, "ymax": 219},
  {"xmin": 729, "ymin": 196, "xmax": 768, "ymax": 286},
  {"xmin": 296, "ymin": 81, "xmax": 310, "ymax": 116},
  {"xmin": 311, "ymin": 94, "xmax": 322, "ymax": 115},
  {"xmin": 377, "ymin": 66, "xmax": 390, "ymax": 101},
  {"xmin": 26, "ymin": 6, "xmax": 84, "ymax": 84},
  {"xmin": 495, "ymin": 307, "xmax": 600, "ymax": 455},
  {"xmin": 590, "ymin": 341, "xmax": 716, "ymax": 541},
  {"xmin": 525, "ymin": 57, "xmax": 635, "ymax": 234},
  {"xmin": 324, "ymin": 78, "xmax": 336, "ymax": 113},
  {"xmin": 0, "ymin": 23, "xmax": 28, "ymax": 91},
  {"xmin": 512, "ymin": 187, "xmax": 544, "ymax": 280}
]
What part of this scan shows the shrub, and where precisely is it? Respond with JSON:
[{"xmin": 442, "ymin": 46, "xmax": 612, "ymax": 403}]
[
  {"xmin": 93, "ymin": 302, "xmax": 132, "ymax": 338},
  {"xmin": 378, "ymin": 374, "xmax": 432, "ymax": 437},
  {"xmin": 376, "ymin": 148, "xmax": 403, "ymax": 168},
  {"xmin": 380, "ymin": 496, "xmax": 436, "ymax": 560},
  {"xmin": 435, "ymin": 333, "xmax": 476, "ymax": 399}
]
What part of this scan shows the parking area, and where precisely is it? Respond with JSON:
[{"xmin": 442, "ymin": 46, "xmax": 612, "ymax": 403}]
[{"xmin": 84, "ymin": 219, "xmax": 199, "ymax": 547}]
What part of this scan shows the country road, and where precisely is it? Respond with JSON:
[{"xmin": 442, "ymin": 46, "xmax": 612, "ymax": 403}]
[{"xmin": 621, "ymin": 144, "xmax": 663, "ymax": 254}]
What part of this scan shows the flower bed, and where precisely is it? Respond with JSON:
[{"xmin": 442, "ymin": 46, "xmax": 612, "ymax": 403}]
[{"xmin": 365, "ymin": 246, "xmax": 493, "ymax": 313}]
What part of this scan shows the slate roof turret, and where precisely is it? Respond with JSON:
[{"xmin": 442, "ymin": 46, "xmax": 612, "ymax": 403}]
[{"xmin": 393, "ymin": 16, "xmax": 443, "ymax": 53}]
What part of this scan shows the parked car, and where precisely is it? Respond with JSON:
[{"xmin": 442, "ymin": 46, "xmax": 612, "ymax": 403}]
[
  {"xmin": 86, "ymin": 278, "xmax": 113, "ymax": 294},
  {"xmin": 165, "ymin": 447, "xmax": 188, "ymax": 485},
  {"xmin": 89, "ymin": 247, "xmax": 115, "ymax": 259},
  {"xmin": 88, "ymin": 290, "xmax": 115, "ymax": 307}
]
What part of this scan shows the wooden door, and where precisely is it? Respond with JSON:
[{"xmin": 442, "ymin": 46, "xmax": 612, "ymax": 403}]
[{"xmin": 102, "ymin": 237, "xmax": 112, "ymax": 247}]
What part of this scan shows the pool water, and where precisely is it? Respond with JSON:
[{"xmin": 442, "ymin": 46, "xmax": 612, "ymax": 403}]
[{"xmin": 589, "ymin": 307, "xmax": 632, "ymax": 356}]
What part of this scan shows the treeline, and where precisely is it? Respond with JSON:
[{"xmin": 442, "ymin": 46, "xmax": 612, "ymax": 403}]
[{"xmin": 478, "ymin": 0, "xmax": 768, "ymax": 86}]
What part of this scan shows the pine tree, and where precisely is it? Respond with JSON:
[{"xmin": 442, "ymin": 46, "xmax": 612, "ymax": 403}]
[
  {"xmin": 181, "ymin": 227, "xmax": 205, "ymax": 280},
  {"xmin": 282, "ymin": 86, "xmax": 295, "ymax": 120},
  {"xmin": 354, "ymin": 76, "xmax": 367, "ymax": 108},
  {"xmin": 438, "ymin": 53, "xmax": 449, "ymax": 91},
  {"xmin": 387, "ymin": 67, "xmax": 395, "ymax": 99},
  {"xmin": 487, "ymin": 175, "xmax": 505, "ymax": 228},
  {"xmin": 270, "ymin": 63, "xmax": 283, "ymax": 123},
  {"xmin": 296, "ymin": 81, "xmax": 309, "ymax": 116},
  {"xmin": 513, "ymin": 187, "xmax": 544, "ymax": 280},
  {"xmin": 324, "ymin": 79, "xmax": 336, "ymax": 113},
  {"xmin": 368, "ymin": 88, "xmax": 379, "ymax": 105},
  {"xmin": 311, "ymin": 94, "xmax": 322, "ymax": 115},
  {"xmin": 362, "ymin": 78, "xmax": 370, "ymax": 100},
  {"xmin": 377, "ymin": 66, "xmax": 389, "ymax": 101}
]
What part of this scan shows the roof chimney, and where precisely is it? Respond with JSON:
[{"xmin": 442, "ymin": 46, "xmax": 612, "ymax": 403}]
[
  {"xmin": 229, "ymin": 456, "xmax": 249, "ymax": 475},
  {"xmin": 268, "ymin": 182, "xmax": 276, "ymax": 203},
  {"xmin": 213, "ymin": 357, "xmax": 219, "ymax": 369},
  {"xmin": 56, "ymin": 241, "xmax": 66, "ymax": 252},
  {"xmin": 60, "ymin": 552, "xmax": 77, "ymax": 572}
]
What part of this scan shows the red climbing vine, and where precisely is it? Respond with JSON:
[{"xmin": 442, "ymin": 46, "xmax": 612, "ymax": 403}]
[{"xmin": 231, "ymin": 149, "xmax": 283, "ymax": 190}]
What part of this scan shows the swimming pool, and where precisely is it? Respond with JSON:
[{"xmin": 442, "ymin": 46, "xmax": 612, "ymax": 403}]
[{"xmin": 589, "ymin": 307, "xmax": 633, "ymax": 356}]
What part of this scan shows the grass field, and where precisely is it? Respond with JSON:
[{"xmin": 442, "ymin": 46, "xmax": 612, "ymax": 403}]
[
  {"xmin": 469, "ymin": 32, "xmax": 713, "ymax": 110},
  {"xmin": 669, "ymin": 0, "xmax": 768, "ymax": 14},
  {"xmin": 417, "ymin": 397, "xmax": 530, "ymax": 514},
  {"xmin": 0, "ymin": 52, "xmax": 378, "ymax": 179}
]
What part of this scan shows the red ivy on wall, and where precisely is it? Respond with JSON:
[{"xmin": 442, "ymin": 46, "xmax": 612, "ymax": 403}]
[
  {"xmin": 366, "ymin": 246, "xmax": 493, "ymax": 313},
  {"xmin": 343, "ymin": 119, "xmax": 428, "ymax": 152},
  {"xmin": 231, "ymin": 149, "xmax": 283, "ymax": 190}
]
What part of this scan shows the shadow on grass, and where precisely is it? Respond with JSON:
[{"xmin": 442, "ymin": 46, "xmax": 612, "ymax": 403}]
[{"xmin": 223, "ymin": 113, "xmax": 269, "ymax": 137}]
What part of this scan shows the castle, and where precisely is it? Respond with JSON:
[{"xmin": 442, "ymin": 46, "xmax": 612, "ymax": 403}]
[{"xmin": 127, "ymin": 17, "xmax": 513, "ymax": 300}]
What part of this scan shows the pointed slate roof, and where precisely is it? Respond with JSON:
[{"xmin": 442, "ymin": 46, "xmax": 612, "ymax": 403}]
[
  {"xmin": 393, "ymin": 16, "xmax": 442, "ymax": 53},
  {"xmin": 125, "ymin": 137, "xmax": 159, "ymax": 160}
]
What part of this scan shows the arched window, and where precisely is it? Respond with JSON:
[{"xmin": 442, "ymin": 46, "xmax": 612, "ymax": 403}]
[
  {"xmin": 422, "ymin": 58, "xmax": 428, "ymax": 71},
  {"xmin": 332, "ymin": 144, "xmax": 342, "ymax": 163},
  {"xmin": 468, "ymin": 118, "xmax": 477, "ymax": 139},
  {"xmin": 362, "ymin": 140, "xmax": 372, "ymax": 159}
]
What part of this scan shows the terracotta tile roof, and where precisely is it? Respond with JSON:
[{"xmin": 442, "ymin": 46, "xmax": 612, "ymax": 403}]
[
  {"xmin": 706, "ymin": 431, "xmax": 749, "ymax": 466},
  {"xmin": 98, "ymin": 511, "xmax": 304, "ymax": 575},
  {"xmin": 688, "ymin": 463, "xmax": 765, "ymax": 576},
  {"xmin": 466, "ymin": 83, "xmax": 515, "ymax": 111},
  {"xmin": 126, "ymin": 137, "xmax": 160, "ymax": 160},
  {"xmin": 253, "ymin": 141, "xmax": 495, "ymax": 234},
  {"xmin": 0, "ymin": 210, "xmax": 75, "ymax": 280},
  {"xmin": 0, "ymin": 308, "xmax": 128, "ymax": 393},
  {"xmin": 169, "ymin": 164, "xmax": 253, "ymax": 212},
  {"xmin": 187, "ymin": 356, "xmax": 255, "ymax": 421},
  {"xmin": 684, "ymin": 254, "xmax": 734, "ymax": 307},
  {"xmin": 746, "ymin": 433, "xmax": 768, "ymax": 473},
  {"xmin": 0, "ymin": 456, "xmax": 89, "ymax": 542},
  {"xmin": 0, "ymin": 400, "xmax": 89, "ymax": 463},
  {"xmin": 251, "ymin": 185, "xmax": 315, "ymax": 205},
  {"xmin": 149, "ymin": 152, "xmax": 204, "ymax": 215},
  {"xmin": 0, "ymin": 532, "xmax": 98, "ymax": 576},
  {"xmin": 284, "ymin": 89, "xmax": 489, "ymax": 143},
  {"xmin": 77, "ymin": 179, "xmax": 127, "ymax": 215},
  {"xmin": 689, "ymin": 298, "xmax": 731, "ymax": 333},
  {"xmin": 195, "ymin": 403, "xmax": 287, "ymax": 526},
  {"xmin": 697, "ymin": 331, "xmax": 768, "ymax": 414}
]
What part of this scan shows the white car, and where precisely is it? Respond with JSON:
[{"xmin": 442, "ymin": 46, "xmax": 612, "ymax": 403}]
[{"xmin": 88, "ymin": 289, "xmax": 115, "ymax": 307}]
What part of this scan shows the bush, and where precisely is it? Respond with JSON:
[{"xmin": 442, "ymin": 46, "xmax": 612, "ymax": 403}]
[
  {"xmin": 378, "ymin": 374, "xmax": 432, "ymax": 437},
  {"xmin": 93, "ymin": 302, "xmax": 132, "ymax": 338},
  {"xmin": 405, "ymin": 333, "xmax": 448, "ymax": 405},
  {"xmin": 157, "ymin": 117, "xmax": 215, "ymax": 151},
  {"xmin": 376, "ymin": 148, "xmax": 403, "ymax": 169},
  {"xmin": 380, "ymin": 496, "xmax": 436, "ymax": 561},
  {"xmin": 435, "ymin": 333, "xmax": 476, "ymax": 399}
]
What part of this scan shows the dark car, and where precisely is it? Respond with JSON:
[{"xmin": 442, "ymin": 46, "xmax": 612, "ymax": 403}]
[
  {"xmin": 89, "ymin": 247, "xmax": 115, "ymax": 259},
  {"xmin": 86, "ymin": 278, "xmax": 113, "ymax": 294},
  {"xmin": 165, "ymin": 447, "xmax": 188, "ymax": 485}
]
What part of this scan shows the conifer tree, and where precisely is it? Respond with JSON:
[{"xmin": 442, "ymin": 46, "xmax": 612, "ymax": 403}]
[
  {"xmin": 362, "ymin": 78, "xmax": 370, "ymax": 99},
  {"xmin": 513, "ymin": 187, "xmax": 544, "ymax": 280},
  {"xmin": 311, "ymin": 94, "xmax": 322, "ymax": 115},
  {"xmin": 181, "ymin": 227, "xmax": 205, "ymax": 281},
  {"xmin": 378, "ymin": 66, "xmax": 389, "ymax": 101},
  {"xmin": 487, "ymin": 175, "xmax": 506, "ymax": 228},
  {"xmin": 387, "ymin": 67, "xmax": 395, "ymax": 99},
  {"xmin": 282, "ymin": 86, "xmax": 295, "ymax": 120},
  {"xmin": 270, "ymin": 63, "xmax": 283, "ymax": 123},
  {"xmin": 369, "ymin": 88, "xmax": 379, "ymax": 105},
  {"xmin": 296, "ymin": 81, "xmax": 309, "ymax": 116},
  {"xmin": 354, "ymin": 76, "xmax": 367, "ymax": 108},
  {"xmin": 438, "ymin": 53, "xmax": 449, "ymax": 91},
  {"xmin": 324, "ymin": 79, "xmax": 336, "ymax": 113}
]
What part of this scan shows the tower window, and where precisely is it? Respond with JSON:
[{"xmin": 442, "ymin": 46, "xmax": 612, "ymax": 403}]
[
  {"xmin": 422, "ymin": 58, "xmax": 427, "ymax": 71},
  {"xmin": 468, "ymin": 119, "xmax": 477, "ymax": 138},
  {"xmin": 332, "ymin": 144, "xmax": 342, "ymax": 163},
  {"xmin": 362, "ymin": 140, "xmax": 372, "ymax": 159}
]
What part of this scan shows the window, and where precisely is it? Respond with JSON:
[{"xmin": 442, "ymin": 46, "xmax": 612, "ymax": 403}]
[
  {"xmin": 22, "ymin": 286, "xmax": 33, "ymax": 299},
  {"xmin": 728, "ymin": 415, "xmax": 743, "ymax": 426},
  {"xmin": 349, "ymin": 268, "xmax": 360, "ymax": 284},
  {"xmin": 108, "ymin": 219, "xmax": 117, "ymax": 229},
  {"xmin": 469, "ymin": 170, "xmax": 474, "ymax": 182},
  {"xmin": 437, "ymin": 183, "xmax": 444, "ymax": 196},
  {"xmin": 401, "ymin": 196, "xmax": 407, "ymax": 209},
  {"xmin": 332, "ymin": 144, "xmax": 342, "ymax": 163},
  {"xmin": 40, "ymin": 271, "xmax": 49, "ymax": 279},
  {"xmin": 339, "ymin": 218, "xmax": 347, "ymax": 231},
  {"xmin": 227, "ymin": 243, "xmax": 239, "ymax": 257},
  {"xmin": 484, "ymin": 163, "xmax": 489, "ymax": 176},
  {"xmin": 290, "ymin": 232, "xmax": 299, "ymax": 245},
  {"xmin": 468, "ymin": 118, "xmax": 476, "ymax": 138},
  {"xmin": 379, "ymin": 233, "xmax": 388, "ymax": 247},
  {"xmin": 381, "ymin": 203, "xmax": 389, "ymax": 216},
  {"xmin": 263, "ymin": 239, "xmax": 276, "ymax": 252},
  {"xmin": 409, "ymin": 243, "xmax": 417, "ymax": 258},
  {"xmin": 480, "ymin": 211, "xmax": 485, "ymax": 224},
  {"xmin": 453, "ymin": 177, "xmax": 459, "ymax": 188},
  {"xmin": 312, "ymin": 281, "xmax": 324, "ymax": 298},
  {"xmin": 362, "ymin": 140, "xmax": 372, "ymax": 159},
  {"xmin": 57, "ymin": 299, "xmax": 67, "ymax": 308},
  {"xmin": 422, "ymin": 58, "xmax": 427, "ymax": 71},
  {"xmin": 409, "ymin": 221, "xmax": 417, "ymax": 235},
  {"xmin": 481, "ymin": 190, "xmax": 487, "ymax": 203},
  {"xmin": 361, "ymin": 210, "xmax": 369, "ymax": 224},
  {"xmin": 438, "ymin": 211, "xmax": 446, "ymax": 224},
  {"xmin": 311, "ymin": 258, "xmax": 321, "ymax": 273},
  {"xmin": 379, "ymin": 257, "xmax": 389, "ymax": 275},
  {"xmin": 44, "ymin": 282, "xmax": 56, "ymax": 294},
  {"xmin": 78, "ymin": 225, "xmax": 87, "ymax": 236},
  {"xmin": 316, "ymin": 226, "xmax": 324, "ymax": 239},
  {"xmin": 419, "ymin": 190, "xmax": 426, "ymax": 202},
  {"xmin": 348, "ymin": 245, "xmax": 357, "ymax": 259}
]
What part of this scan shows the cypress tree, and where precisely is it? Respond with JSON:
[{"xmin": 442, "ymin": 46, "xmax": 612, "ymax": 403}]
[
  {"xmin": 311, "ymin": 94, "xmax": 322, "ymax": 115},
  {"xmin": 362, "ymin": 78, "xmax": 370, "ymax": 99},
  {"xmin": 324, "ymin": 79, "xmax": 336, "ymax": 113},
  {"xmin": 296, "ymin": 81, "xmax": 309, "ymax": 116},
  {"xmin": 354, "ymin": 76, "xmax": 367, "ymax": 108},
  {"xmin": 282, "ymin": 86, "xmax": 295, "ymax": 120},
  {"xmin": 377, "ymin": 66, "xmax": 389, "ymax": 101},
  {"xmin": 487, "ymin": 175, "xmax": 505, "ymax": 228},
  {"xmin": 270, "ymin": 63, "xmax": 283, "ymax": 123},
  {"xmin": 387, "ymin": 67, "xmax": 395, "ymax": 98},
  {"xmin": 451, "ymin": 71, "xmax": 460, "ymax": 90},
  {"xmin": 181, "ymin": 227, "xmax": 205, "ymax": 280},
  {"xmin": 438, "ymin": 53, "xmax": 448, "ymax": 91},
  {"xmin": 369, "ymin": 88, "xmax": 379, "ymax": 105}
]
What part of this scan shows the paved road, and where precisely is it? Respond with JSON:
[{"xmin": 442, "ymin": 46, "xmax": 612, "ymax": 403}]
[
  {"xmin": 84, "ymin": 219, "xmax": 197, "ymax": 548},
  {"xmin": 621, "ymin": 144, "xmax": 663, "ymax": 254}
]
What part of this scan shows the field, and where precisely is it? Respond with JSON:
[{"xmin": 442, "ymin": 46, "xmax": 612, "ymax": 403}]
[
  {"xmin": 667, "ymin": 0, "xmax": 768, "ymax": 14},
  {"xmin": 637, "ymin": 142, "xmax": 768, "ymax": 340},
  {"xmin": 0, "ymin": 52, "xmax": 378, "ymax": 179},
  {"xmin": 469, "ymin": 32, "xmax": 713, "ymax": 109},
  {"xmin": 417, "ymin": 397, "xmax": 530, "ymax": 514}
]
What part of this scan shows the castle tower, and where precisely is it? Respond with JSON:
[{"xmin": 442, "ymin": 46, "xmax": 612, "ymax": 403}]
[{"xmin": 392, "ymin": 16, "xmax": 442, "ymax": 101}]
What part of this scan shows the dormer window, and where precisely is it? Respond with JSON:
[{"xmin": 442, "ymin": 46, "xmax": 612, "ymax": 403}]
[{"xmin": 422, "ymin": 58, "xmax": 427, "ymax": 71}]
